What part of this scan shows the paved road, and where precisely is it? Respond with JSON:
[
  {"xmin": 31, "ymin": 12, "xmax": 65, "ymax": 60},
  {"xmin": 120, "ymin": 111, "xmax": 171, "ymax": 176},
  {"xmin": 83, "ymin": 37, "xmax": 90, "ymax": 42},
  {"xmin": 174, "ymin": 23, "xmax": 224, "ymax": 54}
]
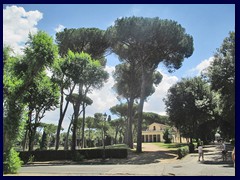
[{"xmin": 4, "ymin": 144, "xmax": 235, "ymax": 176}]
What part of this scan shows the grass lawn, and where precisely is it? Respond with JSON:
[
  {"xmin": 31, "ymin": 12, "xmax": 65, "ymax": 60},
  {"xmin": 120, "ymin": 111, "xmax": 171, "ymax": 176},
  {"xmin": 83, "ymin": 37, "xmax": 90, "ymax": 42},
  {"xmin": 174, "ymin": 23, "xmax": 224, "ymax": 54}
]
[{"xmin": 153, "ymin": 142, "xmax": 190, "ymax": 150}]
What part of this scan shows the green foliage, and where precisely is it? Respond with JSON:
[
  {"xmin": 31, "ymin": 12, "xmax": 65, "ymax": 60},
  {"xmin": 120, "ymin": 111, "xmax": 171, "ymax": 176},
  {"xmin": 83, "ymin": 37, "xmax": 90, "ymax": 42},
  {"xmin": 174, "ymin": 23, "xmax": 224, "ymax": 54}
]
[
  {"xmin": 155, "ymin": 142, "xmax": 189, "ymax": 150},
  {"xmin": 56, "ymin": 28, "xmax": 109, "ymax": 60},
  {"xmin": 113, "ymin": 63, "xmax": 163, "ymax": 101},
  {"xmin": 24, "ymin": 31, "xmax": 58, "ymax": 70},
  {"xmin": 164, "ymin": 77, "xmax": 218, "ymax": 140},
  {"xmin": 188, "ymin": 143, "xmax": 195, "ymax": 153},
  {"xmin": 177, "ymin": 146, "xmax": 189, "ymax": 159},
  {"xmin": 107, "ymin": 17, "xmax": 194, "ymax": 72},
  {"xmin": 18, "ymin": 149, "xmax": 128, "ymax": 161},
  {"xmin": 3, "ymin": 31, "xmax": 58, "ymax": 152},
  {"xmin": 28, "ymin": 155, "xmax": 35, "ymax": 163},
  {"xmin": 142, "ymin": 112, "xmax": 169, "ymax": 125},
  {"xmin": 3, "ymin": 148, "xmax": 23, "ymax": 174},
  {"xmin": 72, "ymin": 151, "xmax": 84, "ymax": 162},
  {"xmin": 40, "ymin": 131, "xmax": 48, "ymax": 150},
  {"xmin": 163, "ymin": 129, "xmax": 172, "ymax": 143},
  {"xmin": 107, "ymin": 16, "xmax": 194, "ymax": 153},
  {"xmin": 206, "ymin": 31, "xmax": 235, "ymax": 139}
]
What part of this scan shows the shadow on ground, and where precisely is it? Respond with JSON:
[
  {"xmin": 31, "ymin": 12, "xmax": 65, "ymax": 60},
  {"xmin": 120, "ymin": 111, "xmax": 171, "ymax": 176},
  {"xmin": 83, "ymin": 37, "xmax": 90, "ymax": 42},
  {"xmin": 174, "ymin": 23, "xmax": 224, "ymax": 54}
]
[
  {"xmin": 110, "ymin": 149, "xmax": 178, "ymax": 164},
  {"xmin": 24, "ymin": 149, "xmax": 178, "ymax": 166}
]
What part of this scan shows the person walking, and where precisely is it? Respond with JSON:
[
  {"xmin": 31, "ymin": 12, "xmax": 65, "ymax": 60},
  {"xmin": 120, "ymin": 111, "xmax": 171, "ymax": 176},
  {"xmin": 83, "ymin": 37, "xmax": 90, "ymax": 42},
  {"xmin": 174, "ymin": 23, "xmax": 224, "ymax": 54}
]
[
  {"xmin": 221, "ymin": 142, "xmax": 227, "ymax": 161},
  {"xmin": 198, "ymin": 142, "xmax": 204, "ymax": 161}
]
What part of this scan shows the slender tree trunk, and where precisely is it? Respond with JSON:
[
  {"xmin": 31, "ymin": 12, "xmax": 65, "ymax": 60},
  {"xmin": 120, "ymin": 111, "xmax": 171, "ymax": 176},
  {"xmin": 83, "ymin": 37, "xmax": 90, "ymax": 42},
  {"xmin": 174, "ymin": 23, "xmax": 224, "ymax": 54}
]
[
  {"xmin": 71, "ymin": 104, "xmax": 79, "ymax": 151},
  {"xmin": 64, "ymin": 120, "xmax": 72, "ymax": 150},
  {"xmin": 114, "ymin": 127, "xmax": 119, "ymax": 144},
  {"xmin": 27, "ymin": 110, "xmax": 33, "ymax": 151},
  {"xmin": 22, "ymin": 129, "xmax": 28, "ymax": 151},
  {"xmin": 136, "ymin": 65, "xmax": 147, "ymax": 153},
  {"xmin": 88, "ymin": 127, "xmax": 91, "ymax": 147},
  {"xmin": 71, "ymin": 85, "xmax": 82, "ymax": 151},
  {"xmin": 55, "ymin": 84, "xmax": 76, "ymax": 150},
  {"xmin": 29, "ymin": 111, "xmax": 39, "ymax": 151},
  {"xmin": 127, "ymin": 62, "xmax": 136, "ymax": 149},
  {"xmin": 81, "ymin": 103, "xmax": 86, "ymax": 148},
  {"xmin": 29, "ymin": 126, "xmax": 37, "ymax": 151},
  {"xmin": 127, "ymin": 97, "xmax": 134, "ymax": 149}
]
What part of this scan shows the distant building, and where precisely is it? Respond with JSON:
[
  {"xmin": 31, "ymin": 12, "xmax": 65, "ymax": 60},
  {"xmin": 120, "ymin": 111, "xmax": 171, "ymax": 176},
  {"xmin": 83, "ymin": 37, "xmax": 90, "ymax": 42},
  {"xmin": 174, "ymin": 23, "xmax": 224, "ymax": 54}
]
[{"xmin": 142, "ymin": 122, "xmax": 188, "ymax": 143}]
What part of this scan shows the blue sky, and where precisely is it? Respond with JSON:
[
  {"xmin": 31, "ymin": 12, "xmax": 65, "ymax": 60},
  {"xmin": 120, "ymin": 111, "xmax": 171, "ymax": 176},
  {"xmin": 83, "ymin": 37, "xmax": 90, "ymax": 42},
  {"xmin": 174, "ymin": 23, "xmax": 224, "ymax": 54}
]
[{"xmin": 3, "ymin": 4, "xmax": 235, "ymax": 131}]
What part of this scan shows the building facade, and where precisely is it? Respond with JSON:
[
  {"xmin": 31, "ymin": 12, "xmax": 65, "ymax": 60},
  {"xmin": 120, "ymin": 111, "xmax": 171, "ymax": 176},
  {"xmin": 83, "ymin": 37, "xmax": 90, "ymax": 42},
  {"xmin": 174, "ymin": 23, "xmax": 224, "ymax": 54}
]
[{"xmin": 142, "ymin": 122, "xmax": 188, "ymax": 143}]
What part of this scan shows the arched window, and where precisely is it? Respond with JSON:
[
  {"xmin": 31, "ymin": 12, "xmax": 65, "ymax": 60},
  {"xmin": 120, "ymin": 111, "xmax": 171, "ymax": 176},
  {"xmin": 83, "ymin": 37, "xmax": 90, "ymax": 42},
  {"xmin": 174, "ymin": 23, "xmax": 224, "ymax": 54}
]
[{"xmin": 153, "ymin": 126, "xmax": 156, "ymax": 130}]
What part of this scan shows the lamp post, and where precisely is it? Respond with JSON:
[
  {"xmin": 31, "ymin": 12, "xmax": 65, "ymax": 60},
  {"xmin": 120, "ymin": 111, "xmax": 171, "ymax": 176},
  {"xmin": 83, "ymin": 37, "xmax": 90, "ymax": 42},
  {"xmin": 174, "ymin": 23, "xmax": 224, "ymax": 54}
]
[{"xmin": 102, "ymin": 113, "xmax": 107, "ymax": 160}]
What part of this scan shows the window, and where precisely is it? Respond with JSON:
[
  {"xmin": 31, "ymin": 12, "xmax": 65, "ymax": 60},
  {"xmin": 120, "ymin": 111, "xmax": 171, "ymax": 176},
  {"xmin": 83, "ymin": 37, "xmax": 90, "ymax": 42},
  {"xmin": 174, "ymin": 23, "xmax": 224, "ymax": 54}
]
[{"xmin": 153, "ymin": 126, "xmax": 156, "ymax": 130}]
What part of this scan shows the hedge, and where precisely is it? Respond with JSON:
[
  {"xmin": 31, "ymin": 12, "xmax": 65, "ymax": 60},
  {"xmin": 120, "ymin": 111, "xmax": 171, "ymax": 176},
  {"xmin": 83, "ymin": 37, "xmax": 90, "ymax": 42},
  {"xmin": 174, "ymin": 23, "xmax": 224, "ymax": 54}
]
[
  {"xmin": 177, "ymin": 146, "xmax": 189, "ymax": 159},
  {"xmin": 19, "ymin": 149, "xmax": 128, "ymax": 163}
]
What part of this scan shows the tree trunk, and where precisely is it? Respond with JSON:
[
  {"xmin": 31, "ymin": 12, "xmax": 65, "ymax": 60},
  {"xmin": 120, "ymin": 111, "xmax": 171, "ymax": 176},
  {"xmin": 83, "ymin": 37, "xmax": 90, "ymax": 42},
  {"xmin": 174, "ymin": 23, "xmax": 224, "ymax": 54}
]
[
  {"xmin": 27, "ymin": 110, "xmax": 33, "ymax": 151},
  {"xmin": 81, "ymin": 103, "xmax": 86, "ymax": 148},
  {"xmin": 64, "ymin": 120, "xmax": 72, "ymax": 150},
  {"xmin": 71, "ymin": 104, "xmax": 79, "ymax": 151},
  {"xmin": 127, "ymin": 97, "xmax": 134, "ymax": 149},
  {"xmin": 22, "ymin": 129, "xmax": 28, "ymax": 151},
  {"xmin": 55, "ymin": 84, "xmax": 75, "ymax": 150},
  {"xmin": 71, "ymin": 86, "xmax": 81, "ymax": 151},
  {"xmin": 136, "ymin": 65, "xmax": 147, "ymax": 153},
  {"xmin": 114, "ymin": 127, "xmax": 119, "ymax": 144}
]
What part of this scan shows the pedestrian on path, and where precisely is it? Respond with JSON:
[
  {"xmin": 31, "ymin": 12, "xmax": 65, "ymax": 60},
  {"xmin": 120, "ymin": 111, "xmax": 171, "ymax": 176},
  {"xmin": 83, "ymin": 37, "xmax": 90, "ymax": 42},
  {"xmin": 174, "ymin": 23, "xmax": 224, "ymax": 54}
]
[
  {"xmin": 198, "ymin": 142, "xmax": 204, "ymax": 161},
  {"xmin": 221, "ymin": 142, "xmax": 227, "ymax": 161}
]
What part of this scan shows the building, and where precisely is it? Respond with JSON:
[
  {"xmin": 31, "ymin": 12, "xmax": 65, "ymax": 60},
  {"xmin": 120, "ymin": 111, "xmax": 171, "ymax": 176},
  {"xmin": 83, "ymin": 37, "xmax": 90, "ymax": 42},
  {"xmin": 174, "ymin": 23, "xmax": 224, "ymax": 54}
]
[{"xmin": 142, "ymin": 122, "xmax": 188, "ymax": 143}]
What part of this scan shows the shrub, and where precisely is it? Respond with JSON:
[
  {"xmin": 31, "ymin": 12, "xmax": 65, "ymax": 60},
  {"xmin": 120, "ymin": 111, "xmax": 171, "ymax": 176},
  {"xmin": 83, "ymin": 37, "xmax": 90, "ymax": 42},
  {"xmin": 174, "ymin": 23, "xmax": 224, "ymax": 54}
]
[
  {"xmin": 177, "ymin": 146, "xmax": 189, "ymax": 159},
  {"xmin": 3, "ymin": 148, "xmax": 23, "ymax": 174},
  {"xmin": 163, "ymin": 129, "xmax": 172, "ymax": 143},
  {"xmin": 18, "ymin": 148, "xmax": 128, "ymax": 162},
  {"xmin": 188, "ymin": 143, "xmax": 195, "ymax": 153},
  {"xmin": 72, "ymin": 151, "xmax": 84, "ymax": 162}
]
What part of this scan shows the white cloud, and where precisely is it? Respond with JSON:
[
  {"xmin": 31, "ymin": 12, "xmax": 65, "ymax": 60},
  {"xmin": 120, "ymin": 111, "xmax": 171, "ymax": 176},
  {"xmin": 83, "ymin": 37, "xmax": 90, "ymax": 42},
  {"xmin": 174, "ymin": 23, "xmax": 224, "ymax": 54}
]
[
  {"xmin": 189, "ymin": 57, "xmax": 214, "ymax": 76},
  {"xmin": 3, "ymin": 5, "xmax": 43, "ymax": 55},
  {"xmin": 55, "ymin": 24, "xmax": 65, "ymax": 33},
  {"xmin": 144, "ymin": 70, "xmax": 178, "ymax": 115},
  {"xmin": 86, "ymin": 66, "xmax": 119, "ymax": 115}
]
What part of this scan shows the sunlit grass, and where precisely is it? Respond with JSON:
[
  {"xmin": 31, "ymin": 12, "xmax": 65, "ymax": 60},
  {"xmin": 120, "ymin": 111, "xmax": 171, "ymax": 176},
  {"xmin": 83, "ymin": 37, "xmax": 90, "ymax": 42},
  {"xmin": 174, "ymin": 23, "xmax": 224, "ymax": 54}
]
[{"xmin": 153, "ymin": 142, "xmax": 189, "ymax": 150}]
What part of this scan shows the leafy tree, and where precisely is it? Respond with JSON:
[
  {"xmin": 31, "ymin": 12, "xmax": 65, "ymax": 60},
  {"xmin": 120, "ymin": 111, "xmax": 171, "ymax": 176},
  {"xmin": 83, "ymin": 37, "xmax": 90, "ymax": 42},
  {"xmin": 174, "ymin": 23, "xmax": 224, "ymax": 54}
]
[
  {"xmin": 109, "ymin": 118, "xmax": 125, "ymax": 144},
  {"xmin": 110, "ymin": 103, "xmax": 130, "ymax": 143},
  {"xmin": 3, "ymin": 31, "xmax": 57, "ymax": 173},
  {"xmin": 112, "ymin": 62, "xmax": 162, "ymax": 148},
  {"xmin": 22, "ymin": 71, "xmax": 59, "ymax": 151},
  {"xmin": 142, "ymin": 112, "xmax": 169, "ymax": 125},
  {"xmin": 163, "ymin": 129, "xmax": 172, "ymax": 143},
  {"xmin": 93, "ymin": 113, "xmax": 110, "ymax": 147},
  {"xmin": 54, "ymin": 27, "xmax": 109, "ymax": 150},
  {"xmin": 39, "ymin": 123, "xmax": 59, "ymax": 150},
  {"xmin": 206, "ymin": 31, "xmax": 235, "ymax": 139},
  {"xmin": 62, "ymin": 51, "xmax": 108, "ymax": 150},
  {"xmin": 107, "ymin": 17, "xmax": 194, "ymax": 152},
  {"xmin": 85, "ymin": 117, "xmax": 95, "ymax": 147},
  {"xmin": 56, "ymin": 27, "xmax": 109, "ymax": 62},
  {"xmin": 4, "ymin": 31, "xmax": 58, "ymax": 152},
  {"xmin": 3, "ymin": 148, "xmax": 23, "ymax": 174},
  {"xmin": 164, "ymin": 77, "xmax": 218, "ymax": 143},
  {"xmin": 52, "ymin": 57, "xmax": 77, "ymax": 150}
]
